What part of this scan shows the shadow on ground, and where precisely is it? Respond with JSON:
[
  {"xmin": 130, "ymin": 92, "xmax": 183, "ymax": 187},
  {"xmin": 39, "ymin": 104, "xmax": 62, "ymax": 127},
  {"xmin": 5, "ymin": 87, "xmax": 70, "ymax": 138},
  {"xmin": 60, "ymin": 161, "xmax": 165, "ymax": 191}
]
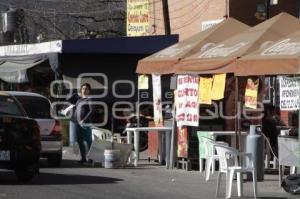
[
  {"xmin": 229, "ymin": 197, "xmax": 289, "ymax": 199},
  {"xmin": 39, "ymin": 159, "xmax": 161, "ymax": 169},
  {"xmin": 0, "ymin": 171, "xmax": 123, "ymax": 185},
  {"xmin": 258, "ymin": 197, "xmax": 288, "ymax": 199},
  {"xmin": 39, "ymin": 159, "xmax": 100, "ymax": 169}
]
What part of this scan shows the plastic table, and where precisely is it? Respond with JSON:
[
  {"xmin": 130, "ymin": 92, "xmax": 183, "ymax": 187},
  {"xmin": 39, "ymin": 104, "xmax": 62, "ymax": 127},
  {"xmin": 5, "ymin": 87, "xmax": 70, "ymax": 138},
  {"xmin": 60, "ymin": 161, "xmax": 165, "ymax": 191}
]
[{"xmin": 126, "ymin": 127, "xmax": 172, "ymax": 167}]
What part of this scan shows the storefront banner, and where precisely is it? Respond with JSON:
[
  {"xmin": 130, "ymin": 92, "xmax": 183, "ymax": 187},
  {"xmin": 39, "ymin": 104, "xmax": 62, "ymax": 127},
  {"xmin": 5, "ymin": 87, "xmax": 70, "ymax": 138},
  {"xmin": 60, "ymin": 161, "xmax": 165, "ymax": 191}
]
[
  {"xmin": 152, "ymin": 74, "xmax": 163, "ymax": 125},
  {"xmin": 198, "ymin": 77, "xmax": 212, "ymax": 105},
  {"xmin": 127, "ymin": 0, "xmax": 149, "ymax": 36},
  {"xmin": 279, "ymin": 76, "xmax": 299, "ymax": 110},
  {"xmin": 138, "ymin": 74, "xmax": 149, "ymax": 89},
  {"xmin": 245, "ymin": 78, "xmax": 259, "ymax": 109},
  {"xmin": 177, "ymin": 127, "xmax": 188, "ymax": 158},
  {"xmin": 176, "ymin": 75, "xmax": 199, "ymax": 127},
  {"xmin": 0, "ymin": 40, "xmax": 62, "ymax": 56},
  {"xmin": 211, "ymin": 73, "xmax": 226, "ymax": 100}
]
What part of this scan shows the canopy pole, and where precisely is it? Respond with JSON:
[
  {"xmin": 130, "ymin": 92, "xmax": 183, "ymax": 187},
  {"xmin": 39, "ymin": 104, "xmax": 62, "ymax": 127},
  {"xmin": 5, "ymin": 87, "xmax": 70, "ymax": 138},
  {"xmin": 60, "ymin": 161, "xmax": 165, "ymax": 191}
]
[
  {"xmin": 162, "ymin": 0, "xmax": 171, "ymax": 35},
  {"xmin": 237, "ymin": 77, "xmax": 242, "ymax": 151},
  {"xmin": 137, "ymin": 84, "xmax": 140, "ymax": 128},
  {"xmin": 296, "ymin": 76, "xmax": 300, "ymax": 167},
  {"xmin": 169, "ymin": 105, "xmax": 176, "ymax": 169},
  {"xmin": 169, "ymin": 75, "xmax": 177, "ymax": 169},
  {"xmin": 234, "ymin": 77, "xmax": 239, "ymax": 149},
  {"xmin": 265, "ymin": 0, "xmax": 270, "ymax": 19}
]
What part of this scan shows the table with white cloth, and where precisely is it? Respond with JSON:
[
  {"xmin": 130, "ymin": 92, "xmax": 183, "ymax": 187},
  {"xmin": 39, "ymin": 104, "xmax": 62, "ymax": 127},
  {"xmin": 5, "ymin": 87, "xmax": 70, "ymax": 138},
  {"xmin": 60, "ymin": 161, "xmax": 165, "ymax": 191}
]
[{"xmin": 126, "ymin": 127, "xmax": 172, "ymax": 167}]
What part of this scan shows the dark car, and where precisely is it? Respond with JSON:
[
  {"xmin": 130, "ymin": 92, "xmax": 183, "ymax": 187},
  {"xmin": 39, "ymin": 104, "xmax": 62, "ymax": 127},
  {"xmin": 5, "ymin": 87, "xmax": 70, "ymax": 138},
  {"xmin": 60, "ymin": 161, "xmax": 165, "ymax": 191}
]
[
  {"xmin": 0, "ymin": 92, "xmax": 41, "ymax": 182},
  {"xmin": 7, "ymin": 92, "xmax": 63, "ymax": 167}
]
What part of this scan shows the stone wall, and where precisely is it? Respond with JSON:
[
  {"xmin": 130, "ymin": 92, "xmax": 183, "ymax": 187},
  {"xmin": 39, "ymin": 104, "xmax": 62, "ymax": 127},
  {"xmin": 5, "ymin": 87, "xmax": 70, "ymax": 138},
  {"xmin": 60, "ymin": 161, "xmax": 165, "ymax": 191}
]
[{"xmin": 0, "ymin": 0, "xmax": 126, "ymax": 44}]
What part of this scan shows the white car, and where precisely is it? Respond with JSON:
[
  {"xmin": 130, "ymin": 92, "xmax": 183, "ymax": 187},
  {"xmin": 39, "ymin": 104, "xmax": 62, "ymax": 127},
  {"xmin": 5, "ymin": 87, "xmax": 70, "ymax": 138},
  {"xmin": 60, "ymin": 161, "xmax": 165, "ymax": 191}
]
[{"xmin": 7, "ymin": 91, "xmax": 63, "ymax": 167}]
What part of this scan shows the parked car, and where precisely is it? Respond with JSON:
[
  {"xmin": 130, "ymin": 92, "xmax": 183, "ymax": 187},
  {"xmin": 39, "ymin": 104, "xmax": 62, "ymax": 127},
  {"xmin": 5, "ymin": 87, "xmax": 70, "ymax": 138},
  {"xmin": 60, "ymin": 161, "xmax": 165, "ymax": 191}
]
[
  {"xmin": 0, "ymin": 92, "xmax": 41, "ymax": 181},
  {"xmin": 6, "ymin": 91, "xmax": 63, "ymax": 167}
]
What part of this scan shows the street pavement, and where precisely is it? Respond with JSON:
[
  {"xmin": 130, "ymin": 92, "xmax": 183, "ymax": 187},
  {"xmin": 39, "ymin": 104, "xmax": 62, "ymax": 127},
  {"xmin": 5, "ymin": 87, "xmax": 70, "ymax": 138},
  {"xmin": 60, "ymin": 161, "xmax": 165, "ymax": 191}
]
[{"xmin": 0, "ymin": 147, "xmax": 297, "ymax": 199}]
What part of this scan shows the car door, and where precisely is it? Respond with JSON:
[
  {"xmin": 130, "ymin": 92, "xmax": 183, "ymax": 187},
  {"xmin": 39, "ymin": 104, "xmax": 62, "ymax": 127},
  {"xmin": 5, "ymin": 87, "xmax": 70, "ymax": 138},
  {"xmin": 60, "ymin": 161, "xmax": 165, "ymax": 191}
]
[{"xmin": 14, "ymin": 95, "xmax": 55, "ymax": 136}]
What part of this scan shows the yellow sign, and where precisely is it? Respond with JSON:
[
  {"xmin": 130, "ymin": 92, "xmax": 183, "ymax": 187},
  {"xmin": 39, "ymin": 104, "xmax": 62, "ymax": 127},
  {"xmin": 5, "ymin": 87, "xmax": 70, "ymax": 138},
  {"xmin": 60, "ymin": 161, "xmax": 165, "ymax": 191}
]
[
  {"xmin": 138, "ymin": 75, "xmax": 149, "ymax": 89},
  {"xmin": 127, "ymin": 0, "xmax": 149, "ymax": 36},
  {"xmin": 199, "ymin": 77, "xmax": 213, "ymax": 105},
  {"xmin": 245, "ymin": 78, "xmax": 259, "ymax": 109},
  {"xmin": 211, "ymin": 74, "xmax": 226, "ymax": 100}
]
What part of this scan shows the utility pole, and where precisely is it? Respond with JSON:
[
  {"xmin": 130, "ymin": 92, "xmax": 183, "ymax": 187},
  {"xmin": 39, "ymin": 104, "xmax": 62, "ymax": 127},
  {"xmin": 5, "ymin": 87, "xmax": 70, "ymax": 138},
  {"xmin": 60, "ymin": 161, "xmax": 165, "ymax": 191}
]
[
  {"xmin": 265, "ymin": 0, "xmax": 270, "ymax": 19},
  {"xmin": 162, "ymin": 0, "xmax": 171, "ymax": 35},
  {"xmin": 297, "ymin": 0, "xmax": 300, "ymax": 18}
]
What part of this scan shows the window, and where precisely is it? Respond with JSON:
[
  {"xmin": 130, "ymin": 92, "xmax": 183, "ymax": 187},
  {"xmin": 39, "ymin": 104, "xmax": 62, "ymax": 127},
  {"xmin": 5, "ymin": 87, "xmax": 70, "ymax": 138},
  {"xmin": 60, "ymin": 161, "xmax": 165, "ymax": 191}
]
[
  {"xmin": 15, "ymin": 96, "xmax": 51, "ymax": 119},
  {"xmin": 0, "ymin": 96, "xmax": 24, "ymax": 116}
]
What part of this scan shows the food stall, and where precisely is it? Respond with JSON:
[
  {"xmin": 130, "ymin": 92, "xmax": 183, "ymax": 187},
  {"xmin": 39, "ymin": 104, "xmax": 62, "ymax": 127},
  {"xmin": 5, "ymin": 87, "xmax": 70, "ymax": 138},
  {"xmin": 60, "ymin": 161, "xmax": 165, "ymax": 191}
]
[
  {"xmin": 170, "ymin": 12, "xmax": 300, "ymax": 151},
  {"xmin": 234, "ymin": 26, "xmax": 300, "ymax": 181},
  {"xmin": 135, "ymin": 13, "xmax": 300, "ymax": 170},
  {"xmin": 136, "ymin": 18, "xmax": 249, "ymax": 168}
]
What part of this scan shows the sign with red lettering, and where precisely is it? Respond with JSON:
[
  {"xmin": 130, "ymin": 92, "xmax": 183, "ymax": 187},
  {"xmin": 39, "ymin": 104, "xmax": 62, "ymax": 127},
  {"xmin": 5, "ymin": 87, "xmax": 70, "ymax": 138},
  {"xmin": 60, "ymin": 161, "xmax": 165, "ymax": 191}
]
[
  {"xmin": 127, "ymin": 0, "xmax": 149, "ymax": 36},
  {"xmin": 176, "ymin": 75, "xmax": 199, "ymax": 127}
]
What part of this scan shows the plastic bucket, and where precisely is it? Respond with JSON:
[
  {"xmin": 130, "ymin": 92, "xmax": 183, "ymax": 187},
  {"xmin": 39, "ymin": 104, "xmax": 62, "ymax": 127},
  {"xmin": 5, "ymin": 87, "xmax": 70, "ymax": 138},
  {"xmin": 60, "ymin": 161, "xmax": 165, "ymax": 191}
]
[{"xmin": 104, "ymin": 149, "xmax": 121, "ymax": 168}]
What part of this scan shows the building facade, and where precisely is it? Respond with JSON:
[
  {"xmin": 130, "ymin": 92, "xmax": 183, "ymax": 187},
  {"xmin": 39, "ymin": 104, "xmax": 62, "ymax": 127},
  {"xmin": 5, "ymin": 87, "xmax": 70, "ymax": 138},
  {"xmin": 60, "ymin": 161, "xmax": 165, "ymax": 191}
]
[{"xmin": 1, "ymin": 1, "xmax": 299, "ymax": 43}]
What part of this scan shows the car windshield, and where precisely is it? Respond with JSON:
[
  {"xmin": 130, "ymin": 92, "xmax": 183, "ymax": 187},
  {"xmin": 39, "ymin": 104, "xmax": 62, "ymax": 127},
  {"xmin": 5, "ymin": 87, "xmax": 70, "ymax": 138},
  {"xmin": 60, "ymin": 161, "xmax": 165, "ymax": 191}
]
[
  {"xmin": 15, "ymin": 96, "xmax": 51, "ymax": 119},
  {"xmin": 0, "ymin": 95, "xmax": 24, "ymax": 116}
]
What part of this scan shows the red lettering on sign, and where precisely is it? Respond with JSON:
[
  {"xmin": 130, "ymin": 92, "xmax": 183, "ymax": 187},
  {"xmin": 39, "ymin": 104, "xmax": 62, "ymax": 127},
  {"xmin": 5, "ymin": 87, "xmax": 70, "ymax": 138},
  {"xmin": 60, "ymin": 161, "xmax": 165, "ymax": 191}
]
[
  {"xmin": 193, "ymin": 114, "xmax": 198, "ymax": 122},
  {"xmin": 177, "ymin": 113, "xmax": 185, "ymax": 121}
]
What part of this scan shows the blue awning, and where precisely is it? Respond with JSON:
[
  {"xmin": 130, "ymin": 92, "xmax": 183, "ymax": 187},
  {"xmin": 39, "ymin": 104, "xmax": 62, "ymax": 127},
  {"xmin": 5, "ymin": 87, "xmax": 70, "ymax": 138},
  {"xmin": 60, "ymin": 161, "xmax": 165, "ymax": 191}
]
[{"xmin": 61, "ymin": 35, "xmax": 179, "ymax": 54}]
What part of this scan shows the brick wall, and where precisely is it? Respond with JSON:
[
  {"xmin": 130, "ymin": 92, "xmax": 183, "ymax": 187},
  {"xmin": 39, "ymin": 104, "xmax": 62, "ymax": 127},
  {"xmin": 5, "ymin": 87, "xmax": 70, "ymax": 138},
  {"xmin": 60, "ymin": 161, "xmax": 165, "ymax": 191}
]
[
  {"xmin": 149, "ymin": 0, "xmax": 226, "ymax": 41},
  {"xmin": 149, "ymin": 0, "xmax": 299, "ymax": 41}
]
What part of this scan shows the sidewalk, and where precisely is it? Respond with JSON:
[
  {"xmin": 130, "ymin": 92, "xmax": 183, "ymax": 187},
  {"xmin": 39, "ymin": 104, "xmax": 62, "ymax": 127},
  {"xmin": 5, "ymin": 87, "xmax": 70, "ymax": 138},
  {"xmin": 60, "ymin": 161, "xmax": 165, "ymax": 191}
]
[{"xmin": 62, "ymin": 146, "xmax": 296, "ymax": 199}]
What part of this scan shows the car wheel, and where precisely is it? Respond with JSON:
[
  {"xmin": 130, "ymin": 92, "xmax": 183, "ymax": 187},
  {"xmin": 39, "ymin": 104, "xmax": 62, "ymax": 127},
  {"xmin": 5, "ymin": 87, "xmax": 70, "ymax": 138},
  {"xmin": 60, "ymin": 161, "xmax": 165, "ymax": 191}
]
[
  {"xmin": 15, "ymin": 167, "xmax": 35, "ymax": 182},
  {"xmin": 48, "ymin": 153, "xmax": 62, "ymax": 167}
]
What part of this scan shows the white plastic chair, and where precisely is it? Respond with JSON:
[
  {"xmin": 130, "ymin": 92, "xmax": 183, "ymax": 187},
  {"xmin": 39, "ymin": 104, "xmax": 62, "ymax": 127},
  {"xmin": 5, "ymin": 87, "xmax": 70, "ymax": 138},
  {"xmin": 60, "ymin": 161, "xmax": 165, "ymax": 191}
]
[
  {"xmin": 215, "ymin": 144, "xmax": 257, "ymax": 199},
  {"xmin": 197, "ymin": 134, "xmax": 212, "ymax": 173},
  {"xmin": 199, "ymin": 136, "xmax": 228, "ymax": 181},
  {"xmin": 201, "ymin": 137, "xmax": 218, "ymax": 181},
  {"xmin": 91, "ymin": 127, "xmax": 112, "ymax": 141},
  {"xmin": 91, "ymin": 127, "xmax": 127, "ymax": 144}
]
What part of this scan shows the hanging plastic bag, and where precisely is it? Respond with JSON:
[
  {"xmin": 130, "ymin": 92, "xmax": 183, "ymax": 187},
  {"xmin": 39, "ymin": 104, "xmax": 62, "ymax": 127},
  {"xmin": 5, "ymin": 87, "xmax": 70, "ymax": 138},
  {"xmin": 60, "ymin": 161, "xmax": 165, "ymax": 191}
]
[{"xmin": 61, "ymin": 104, "xmax": 75, "ymax": 117}]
